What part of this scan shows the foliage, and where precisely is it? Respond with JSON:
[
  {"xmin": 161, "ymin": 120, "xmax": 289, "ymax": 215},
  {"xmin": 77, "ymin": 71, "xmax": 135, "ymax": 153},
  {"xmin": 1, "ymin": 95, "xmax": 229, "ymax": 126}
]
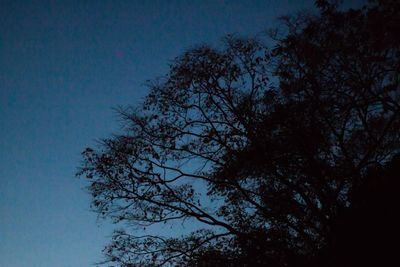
[{"xmin": 78, "ymin": 0, "xmax": 400, "ymax": 266}]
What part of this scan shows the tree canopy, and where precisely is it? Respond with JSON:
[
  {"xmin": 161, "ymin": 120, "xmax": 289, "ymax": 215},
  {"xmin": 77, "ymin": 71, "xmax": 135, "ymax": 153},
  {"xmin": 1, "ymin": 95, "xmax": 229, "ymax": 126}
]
[{"xmin": 78, "ymin": 0, "xmax": 400, "ymax": 266}]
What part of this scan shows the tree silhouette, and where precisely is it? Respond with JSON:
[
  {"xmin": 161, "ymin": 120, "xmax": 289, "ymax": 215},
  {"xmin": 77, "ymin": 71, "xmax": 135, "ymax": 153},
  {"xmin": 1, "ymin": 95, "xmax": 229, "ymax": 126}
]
[{"xmin": 78, "ymin": 1, "xmax": 400, "ymax": 266}]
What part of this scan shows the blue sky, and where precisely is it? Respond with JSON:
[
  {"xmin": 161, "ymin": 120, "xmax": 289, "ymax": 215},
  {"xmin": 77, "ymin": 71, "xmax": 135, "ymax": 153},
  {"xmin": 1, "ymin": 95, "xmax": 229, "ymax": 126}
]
[{"xmin": 0, "ymin": 1, "xmax": 323, "ymax": 266}]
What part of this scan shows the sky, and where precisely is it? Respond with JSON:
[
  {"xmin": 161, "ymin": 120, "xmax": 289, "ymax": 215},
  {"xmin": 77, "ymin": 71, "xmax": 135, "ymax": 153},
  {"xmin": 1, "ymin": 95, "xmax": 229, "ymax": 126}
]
[{"xmin": 0, "ymin": 1, "xmax": 324, "ymax": 266}]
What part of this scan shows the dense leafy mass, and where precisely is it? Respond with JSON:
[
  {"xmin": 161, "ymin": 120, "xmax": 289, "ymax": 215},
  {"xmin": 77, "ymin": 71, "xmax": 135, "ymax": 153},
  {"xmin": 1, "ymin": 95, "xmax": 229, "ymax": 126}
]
[{"xmin": 78, "ymin": 1, "xmax": 400, "ymax": 266}]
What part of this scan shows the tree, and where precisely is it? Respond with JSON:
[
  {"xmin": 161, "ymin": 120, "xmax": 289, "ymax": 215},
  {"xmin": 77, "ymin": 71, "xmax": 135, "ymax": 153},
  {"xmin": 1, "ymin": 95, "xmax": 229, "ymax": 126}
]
[{"xmin": 78, "ymin": 1, "xmax": 400, "ymax": 266}]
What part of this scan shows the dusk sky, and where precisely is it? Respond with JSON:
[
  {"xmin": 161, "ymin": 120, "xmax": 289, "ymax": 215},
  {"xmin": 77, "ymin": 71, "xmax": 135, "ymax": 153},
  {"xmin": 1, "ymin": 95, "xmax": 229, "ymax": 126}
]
[{"xmin": 0, "ymin": 1, "xmax": 333, "ymax": 266}]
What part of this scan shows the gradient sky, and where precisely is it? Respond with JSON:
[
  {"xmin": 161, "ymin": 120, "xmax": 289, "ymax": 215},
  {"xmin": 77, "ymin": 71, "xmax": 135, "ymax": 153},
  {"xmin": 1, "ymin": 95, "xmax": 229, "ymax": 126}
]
[{"xmin": 0, "ymin": 1, "xmax": 326, "ymax": 266}]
